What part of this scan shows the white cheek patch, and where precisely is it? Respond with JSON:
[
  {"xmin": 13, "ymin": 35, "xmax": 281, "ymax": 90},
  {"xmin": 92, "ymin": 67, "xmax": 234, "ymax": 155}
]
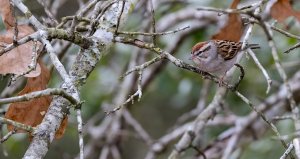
[{"xmin": 197, "ymin": 53, "xmax": 208, "ymax": 58}]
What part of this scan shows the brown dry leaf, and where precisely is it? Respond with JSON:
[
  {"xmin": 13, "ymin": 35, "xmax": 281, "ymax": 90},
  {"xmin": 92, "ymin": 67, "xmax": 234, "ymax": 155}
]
[
  {"xmin": 270, "ymin": 0, "xmax": 300, "ymax": 23},
  {"xmin": 0, "ymin": 0, "xmax": 15, "ymax": 29},
  {"xmin": 212, "ymin": 0, "xmax": 243, "ymax": 42},
  {"xmin": 5, "ymin": 62, "xmax": 68, "ymax": 139},
  {"xmin": 56, "ymin": 116, "xmax": 68, "ymax": 139},
  {"xmin": 0, "ymin": 0, "xmax": 41, "ymax": 77},
  {"xmin": 0, "ymin": 25, "xmax": 41, "ymax": 77}
]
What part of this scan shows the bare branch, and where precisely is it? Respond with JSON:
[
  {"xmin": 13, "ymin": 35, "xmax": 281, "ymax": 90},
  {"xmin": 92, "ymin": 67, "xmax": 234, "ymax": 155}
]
[
  {"xmin": 0, "ymin": 117, "xmax": 34, "ymax": 132},
  {"xmin": 280, "ymin": 143, "xmax": 294, "ymax": 159},
  {"xmin": 117, "ymin": 26, "xmax": 190, "ymax": 36},
  {"xmin": 0, "ymin": 88, "xmax": 79, "ymax": 105}
]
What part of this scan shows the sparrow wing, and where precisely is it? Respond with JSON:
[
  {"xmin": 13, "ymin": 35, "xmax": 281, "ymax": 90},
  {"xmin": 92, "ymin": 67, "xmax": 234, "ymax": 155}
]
[{"xmin": 215, "ymin": 40, "xmax": 242, "ymax": 60}]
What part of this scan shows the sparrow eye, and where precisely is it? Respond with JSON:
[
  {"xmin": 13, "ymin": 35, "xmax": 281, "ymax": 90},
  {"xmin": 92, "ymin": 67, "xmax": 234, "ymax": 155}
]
[
  {"xmin": 195, "ymin": 45, "xmax": 211, "ymax": 56},
  {"xmin": 201, "ymin": 45, "xmax": 211, "ymax": 52},
  {"xmin": 195, "ymin": 51, "xmax": 202, "ymax": 56}
]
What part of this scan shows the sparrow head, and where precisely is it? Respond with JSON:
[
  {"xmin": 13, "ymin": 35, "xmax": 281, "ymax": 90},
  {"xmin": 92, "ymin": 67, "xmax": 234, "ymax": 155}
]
[{"xmin": 190, "ymin": 41, "xmax": 211, "ymax": 60}]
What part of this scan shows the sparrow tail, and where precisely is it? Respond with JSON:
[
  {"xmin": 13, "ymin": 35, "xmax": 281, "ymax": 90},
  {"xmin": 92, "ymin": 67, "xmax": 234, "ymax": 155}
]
[{"xmin": 247, "ymin": 44, "xmax": 260, "ymax": 50}]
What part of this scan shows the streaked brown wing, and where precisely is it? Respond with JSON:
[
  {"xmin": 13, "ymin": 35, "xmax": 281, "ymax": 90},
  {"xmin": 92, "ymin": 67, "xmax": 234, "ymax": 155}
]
[{"xmin": 216, "ymin": 40, "xmax": 242, "ymax": 60}]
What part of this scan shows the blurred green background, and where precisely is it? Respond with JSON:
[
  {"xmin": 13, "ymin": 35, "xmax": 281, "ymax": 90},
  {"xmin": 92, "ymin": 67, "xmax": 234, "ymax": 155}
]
[{"xmin": 1, "ymin": 0, "xmax": 300, "ymax": 158}]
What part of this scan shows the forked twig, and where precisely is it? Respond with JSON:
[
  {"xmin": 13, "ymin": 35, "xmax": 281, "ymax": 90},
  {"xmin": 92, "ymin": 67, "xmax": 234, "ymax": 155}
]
[{"xmin": 105, "ymin": 70, "xmax": 143, "ymax": 115}]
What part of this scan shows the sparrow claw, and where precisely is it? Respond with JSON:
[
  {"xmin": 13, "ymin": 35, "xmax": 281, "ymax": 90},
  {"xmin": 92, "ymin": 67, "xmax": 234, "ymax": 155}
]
[
  {"xmin": 218, "ymin": 72, "xmax": 227, "ymax": 87},
  {"xmin": 232, "ymin": 64, "xmax": 245, "ymax": 90},
  {"xmin": 218, "ymin": 78, "xmax": 224, "ymax": 87}
]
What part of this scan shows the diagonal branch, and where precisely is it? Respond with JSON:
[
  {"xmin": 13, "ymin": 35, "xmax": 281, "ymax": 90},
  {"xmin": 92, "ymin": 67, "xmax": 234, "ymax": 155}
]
[{"xmin": 114, "ymin": 37, "xmax": 235, "ymax": 89}]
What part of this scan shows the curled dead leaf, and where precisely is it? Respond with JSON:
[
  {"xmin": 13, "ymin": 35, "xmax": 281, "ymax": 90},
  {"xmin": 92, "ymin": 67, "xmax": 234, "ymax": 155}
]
[
  {"xmin": 0, "ymin": 25, "xmax": 41, "ymax": 77},
  {"xmin": 212, "ymin": 0, "xmax": 243, "ymax": 42},
  {"xmin": 0, "ymin": 0, "xmax": 41, "ymax": 77},
  {"xmin": 5, "ymin": 62, "xmax": 67, "ymax": 139},
  {"xmin": 0, "ymin": 0, "xmax": 15, "ymax": 29},
  {"xmin": 270, "ymin": 0, "xmax": 300, "ymax": 23}
]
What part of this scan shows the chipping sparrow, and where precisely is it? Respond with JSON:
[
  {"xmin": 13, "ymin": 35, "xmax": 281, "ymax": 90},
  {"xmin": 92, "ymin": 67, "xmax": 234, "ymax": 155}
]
[{"xmin": 190, "ymin": 40, "xmax": 259, "ymax": 77}]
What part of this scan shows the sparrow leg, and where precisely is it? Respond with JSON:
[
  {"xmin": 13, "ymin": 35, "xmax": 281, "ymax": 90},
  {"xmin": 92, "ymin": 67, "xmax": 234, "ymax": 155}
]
[{"xmin": 218, "ymin": 72, "xmax": 227, "ymax": 87}]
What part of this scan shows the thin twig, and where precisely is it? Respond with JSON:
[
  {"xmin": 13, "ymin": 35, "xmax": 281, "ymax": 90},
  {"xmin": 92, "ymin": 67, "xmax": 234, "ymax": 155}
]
[
  {"xmin": 0, "ymin": 130, "xmax": 16, "ymax": 143},
  {"xmin": 76, "ymin": 109, "xmax": 84, "ymax": 159},
  {"xmin": 280, "ymin": 143, "xmax": 294, "ymax": 159},
  {"xmin": 117, "ymin": 26, "xmax": 190, "ymax": 36},
  {"xmin": 90, "ymin": 0, "xmax": 118, "ymax": 35},
  {"xmin": 37, "ymin": 0, "xmax": 59, "ymax": 25},
  {"xmin": 221, "ymin": 123, "xmax": 241, "ymax": 159},
  {"xmin": 235, "ymin": 91, "xmax": 290, "ymax": 150},
  {"xmin": 0, "ymin": 32, "xmax": 39, "ymax": 56},
  {"xmin": 175, "ymin": 80, "xmax": 211, "ymax": 125},
  {"xmin": 149, "ymin": 0, "xmax": 157, "ymax": 44},
  {"xmin": 0, "ymin": 117, "xmax": 34, "ymax": 132},
  {"xmin": 10, "ymin": 0, "xmax": 18, "ymax": 45},
  {"xmin": 248, "ymin": 49, "xmax": 272, "ymax": 94},
  {"xmin": 273, "ymin": 132, "xmax": 300, "ymax": 141},
  {"xmin": 284, "ymin": 42, "xmax": 300, "ymax": 54},
  {"xmin": 70, "ymin": 16, "xmax": 78, "ymax": 33},
  {"xmin": 271, "ymin": 26, "xmax": 300, "ymax": 40},
  {"xmin": 11, "ymin": 40, "xmax": 39, "ymax": 82},
  {"xmin": 196, "ymin": 2, "xmax": 260, "ymax": 15},
  {"xmin": 115, "ymin": 0, "xmax": 125, "ymax": 35},
  {"xmin": 0, "ymin": 88, "xmax": 79, "ymax": 105},
  {"xmin": 261, "ymin": 21, "xmax": 299, "ymax": 157},
  {"xmin": 123, "ymin": 110, "xmax": 153, "ymax": 145},
  {"xmin": 120, "ymin": 55, "xmax": 164, "ymax": 79},
  {"xmin": 105, "ymin": 70, "xmax": 143, "ymax": 115},
  {"xmin": 57, "ymin": 16, "xmax": 91, "ymax": 28},
  {"xmin": 99, "ymin": 146, "xmax": 110, "ymax": 159},
  {"xmin": 272, "ymin": 115, "xmax": 293, "ymax": 121},
  {"xmin": 232, "ymin": 64, "xmax": 245, "ymax": 90},
  {"xmin": 242, "ymin": 7, "xmax": 272, "ymax": 94}
]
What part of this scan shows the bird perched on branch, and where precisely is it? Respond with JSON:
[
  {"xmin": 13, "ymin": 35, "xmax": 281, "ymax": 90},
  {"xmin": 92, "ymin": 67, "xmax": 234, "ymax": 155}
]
[{"xmin": 190, "ymin": 40, "xmax": 260, "ymax": 84}]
